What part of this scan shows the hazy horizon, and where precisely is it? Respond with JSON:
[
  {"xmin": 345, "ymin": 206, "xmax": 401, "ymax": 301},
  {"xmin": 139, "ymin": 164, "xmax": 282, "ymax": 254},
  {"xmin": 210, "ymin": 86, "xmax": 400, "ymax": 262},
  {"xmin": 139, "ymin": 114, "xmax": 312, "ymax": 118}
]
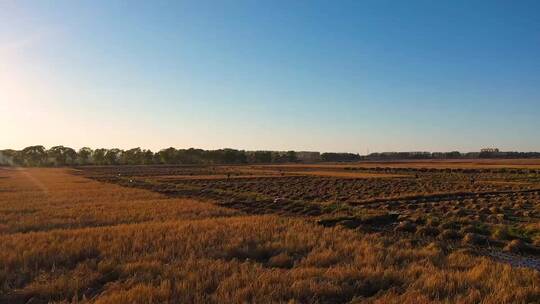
[
  {"xmin": 2, "ymin": 1, "xmax": 539, "ymax": 153},
  {"xmin": 3, "ymin": 144, "xmax": 540, "ymax": 156}
]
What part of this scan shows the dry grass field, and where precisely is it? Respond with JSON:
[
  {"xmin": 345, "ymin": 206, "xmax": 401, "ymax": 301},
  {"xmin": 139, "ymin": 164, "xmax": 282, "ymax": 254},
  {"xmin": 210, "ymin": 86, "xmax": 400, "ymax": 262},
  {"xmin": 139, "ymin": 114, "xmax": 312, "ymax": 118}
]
[{"xmin": 2, "ymin": 164, "xmax": 540, "ymax": 303}]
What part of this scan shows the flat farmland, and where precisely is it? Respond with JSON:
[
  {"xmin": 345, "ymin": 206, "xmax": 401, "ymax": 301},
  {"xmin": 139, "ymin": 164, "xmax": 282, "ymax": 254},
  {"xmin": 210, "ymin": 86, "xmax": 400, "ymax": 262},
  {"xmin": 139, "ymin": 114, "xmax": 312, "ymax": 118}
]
[
  {"xmin": 2, "ymin": 162, "xmax": 540, "ymax": 303},
  {"xmin": 82, "ymin": 162, "xmax": 540, "ymax": 262},
  {"xmin": 270, "ymin": 159, "xmax": 540, "ymax": 169}
]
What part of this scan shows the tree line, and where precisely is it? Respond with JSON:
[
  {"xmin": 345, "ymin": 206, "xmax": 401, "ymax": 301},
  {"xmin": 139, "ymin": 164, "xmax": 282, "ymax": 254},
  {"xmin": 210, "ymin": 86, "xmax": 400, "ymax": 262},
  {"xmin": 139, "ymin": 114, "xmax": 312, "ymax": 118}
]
[
  {"xmin": 365, "ymin": 151, "xmax": 540, "ymax": 160},
  {"xmin": 0, "ymin": 146, "xmax": 303, "ymax": 167},
  {"xmin": 2, "ymin": 146, "xmax": 539, "ymax": 167}
]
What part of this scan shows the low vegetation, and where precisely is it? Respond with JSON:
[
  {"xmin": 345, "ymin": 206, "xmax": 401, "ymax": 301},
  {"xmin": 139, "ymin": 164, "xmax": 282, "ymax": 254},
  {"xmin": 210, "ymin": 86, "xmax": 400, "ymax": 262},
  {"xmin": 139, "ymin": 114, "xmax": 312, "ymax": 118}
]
[{"xmin": 1, "ymin": 164, "xmax": 540, "ymax": 303}]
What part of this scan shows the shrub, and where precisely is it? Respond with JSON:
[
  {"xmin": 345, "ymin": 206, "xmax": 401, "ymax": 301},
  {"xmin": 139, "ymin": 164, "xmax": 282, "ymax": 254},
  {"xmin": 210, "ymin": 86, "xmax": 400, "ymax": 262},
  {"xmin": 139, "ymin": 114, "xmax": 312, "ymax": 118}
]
[
  {"xmin": 503, "ymin": 239, "xmax": 527, "ymax": 253},
  {"xmin": 462, "ymin": 233, "xmax": 488, "ymax": 245},
  {"xmin": 438, "ymin": 229, "xmax": 461, "ymax": 240},
  {"xmin": 394, "ymin": 221, "xmax": 417, "ymax": 233},
  {"xmin": 416, "ymin": 226, "xmax": 440, "ymax": 237}
]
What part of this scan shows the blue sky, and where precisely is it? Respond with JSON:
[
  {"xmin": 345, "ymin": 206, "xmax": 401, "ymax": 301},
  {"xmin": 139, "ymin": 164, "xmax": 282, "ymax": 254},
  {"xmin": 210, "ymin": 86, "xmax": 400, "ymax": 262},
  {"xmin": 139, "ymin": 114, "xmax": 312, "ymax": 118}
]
[{"xmin": 1, "ymin": 0, "xmax": 539, "ymax": 153}]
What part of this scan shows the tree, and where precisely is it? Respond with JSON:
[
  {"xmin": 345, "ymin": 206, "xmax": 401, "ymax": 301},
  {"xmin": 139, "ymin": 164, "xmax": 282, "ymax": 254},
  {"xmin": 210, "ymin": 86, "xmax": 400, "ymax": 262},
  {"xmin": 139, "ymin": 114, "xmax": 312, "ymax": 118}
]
[
  {"xmin": 286, "ymin": 151, "xmax": 297, "ymax": 163},
  {"xmin": 21, "ymin": 146, "xmax": 47, "ymax": 166},
  {"xmin": 93, "ymin": 149, "xmax": 107, "ymax": 165},
  {"xmin": 253, "ymin": 151, "xmax": 272, "ymax": 163},
  {"xmin": 0, "ymin": 149, "xmax": 20, "ymax": 166},
  {"xmin": 64, "ymin": 147, "xmax": 77, "ymax": 165},
  {"xmin": 321, "ymin": 152, "xmax": 361, "ymax": 162},
  {"xmin": 219, "ymin": 149, "xmax": 246, "ymax": 164},
  {"xmin": 142, "ymin": 149, "xmax": 155, "ymax": 165},
  {"xmin": 105, "ymin": 149, "xmax": 122, "ymax": 165},
  {"xmin": 182, "ymin": 148, "xmax": 204, "ymax": 164},
  {"xmin": 48, "ymin": 146, "xmax": 77, "ymax": 166},
  {"xmin": 123, "ymin": 148, "xmax": 144, "ymax": 165},
  {"xmin": 78, "ymin": 147, "xmax": 93, "ymax": 165},
  {"xmin": 157, "ymin": 147, "xmax": 177, "ymax": 164}
]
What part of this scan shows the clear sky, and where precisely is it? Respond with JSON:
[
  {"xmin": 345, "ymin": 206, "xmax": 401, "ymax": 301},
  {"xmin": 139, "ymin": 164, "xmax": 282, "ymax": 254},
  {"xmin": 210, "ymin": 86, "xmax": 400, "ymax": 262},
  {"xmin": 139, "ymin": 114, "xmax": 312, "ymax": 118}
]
[{"xmin": 1, "ymin": 0, "xmax": 539, "ymax": 153}]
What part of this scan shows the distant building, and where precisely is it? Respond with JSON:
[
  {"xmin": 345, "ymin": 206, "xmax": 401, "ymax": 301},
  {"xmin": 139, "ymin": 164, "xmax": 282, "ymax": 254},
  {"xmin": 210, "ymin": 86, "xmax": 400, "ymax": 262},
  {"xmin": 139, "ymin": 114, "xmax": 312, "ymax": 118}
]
[
  {"xmin": 296, "ymin": 151, "xmax": 321, "ymax": 162},
  {"xmin": 481, "ymin": 148, "xmax": 500, "ymax": 153}
]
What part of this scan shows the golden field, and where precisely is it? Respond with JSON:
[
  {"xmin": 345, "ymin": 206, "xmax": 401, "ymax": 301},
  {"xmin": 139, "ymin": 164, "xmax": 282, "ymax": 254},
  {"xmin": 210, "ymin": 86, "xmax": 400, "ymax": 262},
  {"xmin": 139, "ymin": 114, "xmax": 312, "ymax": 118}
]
[{"xmin": 1, "ymin": 167, "xmax": 540, "ymax": 303}]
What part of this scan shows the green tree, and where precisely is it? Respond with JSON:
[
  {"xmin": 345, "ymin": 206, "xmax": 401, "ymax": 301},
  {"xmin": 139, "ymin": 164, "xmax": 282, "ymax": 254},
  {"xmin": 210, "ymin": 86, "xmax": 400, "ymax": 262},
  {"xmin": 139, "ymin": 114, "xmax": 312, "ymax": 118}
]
[
  {"xmin": 78, "ymin": 147, "xmax": 93, "ymax": 165},
  {"xmin": 158, "ymin": 147, "xmax": 177, "ymax": 164},
  {"xmin": 0, "ymin": 149, "xmax": 20, "ymax": 166},
  {"xmin": 21, "ymin": 146, "xmax": 47, "ymax": 166},
  {"xmin": 48, "ymin": 146, "xmax": 77, "ymax": 166},
  {"xmin": 253, "ymin": 151, "xmax": 272, "ymax": 163},
  {"xmin": 105, "ymin": 149, "xmax": 122, "ymax": 165},
  {"xmin": 286, "ymin": 151, "xmax": 297, "ymax": 162},
  {"xmin": 93, "ymin": 149, "xmax": 107, "ymax": 165},
  {"xmin": 123, "ymin": 148, "xmax": 144, "ymax": 165}
]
